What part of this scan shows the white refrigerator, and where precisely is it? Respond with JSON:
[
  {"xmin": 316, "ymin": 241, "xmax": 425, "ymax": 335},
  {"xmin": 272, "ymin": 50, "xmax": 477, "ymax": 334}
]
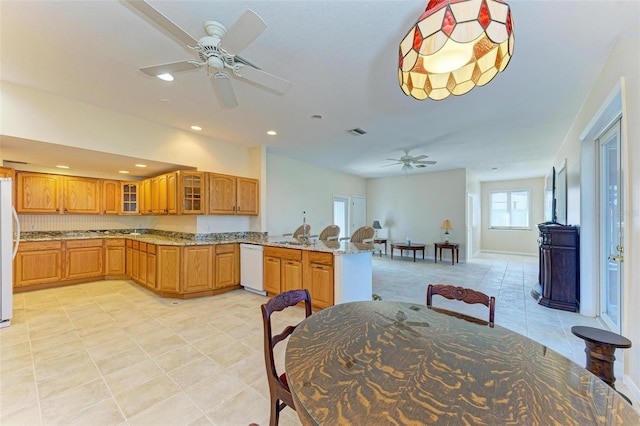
[{"xmin": 0, "ymin": 178, "xmax": 20, "ymax": 328}]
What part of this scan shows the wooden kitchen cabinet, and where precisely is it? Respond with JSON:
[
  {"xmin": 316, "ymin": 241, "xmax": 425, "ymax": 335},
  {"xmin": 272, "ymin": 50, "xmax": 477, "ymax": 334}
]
[
  {"xmin": 121, "ymin": 182, "xmax": 140, "ymax": 214},
  {"xmin": 263, "ymin": 246, "xmax": 303, "ymax": 294},
  {"xmin": 65, "ymin": 239, "xmax": 104, "ymax": 279},
  {"xmin": 102, "ymin": 180, "xmax": 120, "ymax": 214},
  {"xmin": 140, "ymin": 178, "xmax": 152, "ymax": 214},
  {"xmin": 14, "ymin": 241, "xmax": 64, "ymax": 288},
  {"xmin": 150, "ymin": 172, "xmax": 177, "ymax": 214},
  {"xmin": 215, "ymin": 243, "xmax": 239, "ymax": 289},
  {"xmin": 178, "ymin": 171, "xmax": 207, "ymax": 214},
  {"xmin": 105, "ymin": 239, "xmax": 126, "ymax": 276},
  {"xmin": 304, "ymin": 251, "xmax": 334, "ymax": 309},
  {"xmin": 0, "ymin": 167, "xmax": 15, "ymax": 179},
  {"xmin": 147, "ymin": 244, "xmax": 157, "ymax": 289},
  {"xmin": 263, "ymin": 256, "xmax": 281, "ymax": 294},
  {"xmin": 16, "ymin": 172, "xmax": 61, "ymax": 213},
  {"xmin": 182, "ymin": 246, "xmax": 214, "ymax": 292},
  {"xmin": 63, "ymin": 176, "xmax": 101, "ymax": 214},
  {"xmin": 125, "ymin": 239, "xmax": 133, "ymax": 276},
  {"xmin": 209, "ymin": 173, "xmax": 259, "ymax": 216},
  {"xmin": 157, "ymin": 245, "xmax": 181, "ymax": 293}
]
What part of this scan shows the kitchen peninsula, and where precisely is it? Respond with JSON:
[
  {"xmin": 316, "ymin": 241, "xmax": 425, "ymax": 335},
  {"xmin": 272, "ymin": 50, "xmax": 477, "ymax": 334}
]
[{"xmin": 14, "ymin": 231, "xmax": 373, "ymax": 310}]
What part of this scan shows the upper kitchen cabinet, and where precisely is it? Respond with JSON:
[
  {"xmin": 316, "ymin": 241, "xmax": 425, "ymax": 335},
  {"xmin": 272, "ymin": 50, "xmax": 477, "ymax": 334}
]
[
  {"xmin": 121, "ymin": 182, "xmax": 140, "ymax": 214},
  {"xmin": 178, "ymin": 171, "xmax": 207, "ymax": 214},
  {"xmin": 209, "ymin": 173, "xmax": 259, "ymax": 216},
  {"xmin": 149, "ymin": 172, "xmax": 178, "ymax": 215},
  {"xmin": 63, "ymin": 176, "xmax": 101, "ymax": 214},
  {"xmin": 16, "ymin": 171, "xmax": 101, "ymax": 214},
  {"xmin": 16, "ymin": 172, "xmax": 62, "ymax": 213},
  {"xmin": 102, "ymin": 180, "xmax": 120, "ymax": 215},
  {"xmin": 140, "ymin": 178, "xmax": 152, "ymax": 215},
  {"xmin": 0, "ymin": 167, "xmax": 15, "ymax": 179}
]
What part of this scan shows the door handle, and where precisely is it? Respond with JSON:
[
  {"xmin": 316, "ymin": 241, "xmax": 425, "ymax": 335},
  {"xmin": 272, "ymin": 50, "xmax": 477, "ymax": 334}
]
[{"xmin": 608, "ymin": 255, "xmax": 624, "ymax": 262}]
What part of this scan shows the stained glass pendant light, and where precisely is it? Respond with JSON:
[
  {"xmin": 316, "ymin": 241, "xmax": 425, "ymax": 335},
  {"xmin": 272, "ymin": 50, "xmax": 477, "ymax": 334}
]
[{"xmin": 399, "ymin": 0, "xmax": 514, "ymax": 101}]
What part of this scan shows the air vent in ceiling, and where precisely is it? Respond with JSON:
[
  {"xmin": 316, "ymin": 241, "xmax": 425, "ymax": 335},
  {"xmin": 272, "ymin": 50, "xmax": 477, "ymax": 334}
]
[{"xmin": 347, "ymin": 128, "xmax": 367, "ymax": 136}]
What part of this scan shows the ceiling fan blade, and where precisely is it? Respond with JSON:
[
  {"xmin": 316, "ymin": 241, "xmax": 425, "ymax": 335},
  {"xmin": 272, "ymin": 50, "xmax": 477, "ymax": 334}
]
[
  {"xmin": 211, "ymin": 72, "xmax": 238, "ymax": 108},
  {"xmin": 413, "ymin": 160, "xmax": 437, "ymax": 165},
  {"xmin": 238, "ymin": 65, "xmax": 291, "ymax": 94},
  {"xmin": 125, "ymin": 0, "xmax": 198, "ymax": 47},
  {"xmin": 385, "ymin": 158, "xmax": 402, "ymax": 162},
  {"xmin": 410, "ymin": 154, "xmax": 428, "ymax": 161},
  {"xmin": 219, "ymin": 10, "xmax": 267, "ymax": 56},
  {"xmin": 381, "ymin": 162, "xmax": 402, "ymax": 167},
  {"xmin": 140, "ymin": 60, "xmax": 200, "ymax": 77}
]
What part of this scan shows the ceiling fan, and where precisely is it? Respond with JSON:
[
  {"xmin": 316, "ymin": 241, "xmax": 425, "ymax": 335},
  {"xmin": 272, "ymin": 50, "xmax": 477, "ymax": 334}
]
[
  {"xmin": 125, "ymin": 0, "xmax": 291, "ymax": 108},
  {"xmin": 383, "ymin": 148, "xmax": 437, "ymax": 172}
]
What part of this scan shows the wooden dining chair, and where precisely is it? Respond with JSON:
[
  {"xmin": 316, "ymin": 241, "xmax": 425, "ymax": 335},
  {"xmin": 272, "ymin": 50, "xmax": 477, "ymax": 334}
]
[
  {"xmin": 261, "ymin": 289, "xmax": 313, "ymax": 426},
  {"xmin": 426, "ymin": 284, "xmax": 496, "ymax": 326}
]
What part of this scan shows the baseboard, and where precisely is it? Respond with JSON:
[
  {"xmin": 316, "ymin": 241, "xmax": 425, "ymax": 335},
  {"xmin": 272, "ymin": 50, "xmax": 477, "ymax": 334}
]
[{"xmin": 479, "ymin": 249, "xmax": 537, "ymax": 257}]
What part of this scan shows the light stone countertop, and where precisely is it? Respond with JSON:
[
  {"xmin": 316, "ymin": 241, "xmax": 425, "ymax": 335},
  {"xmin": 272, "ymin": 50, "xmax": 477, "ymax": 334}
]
[{"xmin": 19, "ymin": 231, "xmax": 374, "ymax": 254}]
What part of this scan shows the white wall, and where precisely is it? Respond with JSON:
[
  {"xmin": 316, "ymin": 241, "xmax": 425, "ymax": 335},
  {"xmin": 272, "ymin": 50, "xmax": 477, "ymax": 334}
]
[
  {"xmin": 550, "ymin": 32, "xmax": 640, "ymax": 392},
  {"xmin": 480, "ymin": 178, "xmax": 545, "ymax": 255},
  {"xmin": 465, "ymin": 171, "xmax": 482, "ymax": 258},
  {"xmin": 366, "ymin": 169, "xmax": 466, "ymax": 260},
  {"xmin": 265, "ymin": 153, "xmax": 366, "ymax": 237}
]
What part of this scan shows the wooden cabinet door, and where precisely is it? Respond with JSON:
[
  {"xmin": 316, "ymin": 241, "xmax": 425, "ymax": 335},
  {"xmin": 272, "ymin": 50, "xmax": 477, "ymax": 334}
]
[
  {"xmin": 309, "ymin": 263, "xmax": 334, "ymax": 309},
  {"xmin": 16, "ymin": 172, "xmax": 61, "ymax": 213},
  {"xmin": 179, "ymin": 171, "xmax": 206, "ymax": 214},
  {"xmin": 121, "ymin": 182, "xmax": 140, "ymax": 214},
  {"xmin": 147, "ymin": 245, "xmax": 157, "ymax": 289},
  {"xmin": 14, "ymin": 241, "xmax": 63, "ymax": 287},
  {"xmin": 140, "ymin": 179, "xmax": 152, "ymax": 214},
  {"xmin": 63, "ymin": 176, "xmax": 101, "ymax": 214},
  {"xmin": 263, "ymin": 256, "xmax": 281, "ymax": 294},
  {"xmin": 151, "ymin": 174, "xmax": 169, "ymax": 214},
  {"xmin": 131, "ymin": 240, "xmax": 140, "ymax": 281},
  {"xmin": 282, "ymin": 260, "xmax": 303, "ymax": 292},
  {"xmin": 182, "ymin": 246, "xmax": 213, "ymax": 292},
  {"xmin": 139, "ymin": 243, "xmax": 148, "ymax": 286},
  {"xmin": 166, "ymin": 172, "xmax": 178, "ymax": 214},
  {"xmin": 105, "ymin": 239, "xmax": 125, "ymax": 275},
  {"xmin": 237, "ymin": 177, "xmax": 259, "ymax": 215},
  {"xmin": 102, "ymin": 180, "xmax": 120, "ymax": 214},
  {"xmin": 157, "ymin": 246, "xmax": 181, "ymax": 292},
  {"xmin": 215, "ymin": 244, "xmax": 239, "ymax": 288},
  {"xmin": 65, "ymin": 239, "xmax": 104, "ymax": 279},
  {"xmin": 209, "ymin": 173, "xmax": 236, "ymax": 214},
  {"xmin": 125, "ymin": 240, "xmax": 133, "ymax": 276}
]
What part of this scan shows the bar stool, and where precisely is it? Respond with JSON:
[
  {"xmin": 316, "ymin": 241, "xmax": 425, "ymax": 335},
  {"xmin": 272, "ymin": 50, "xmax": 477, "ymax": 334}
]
[{"xmin": 571, "ymin": 325, "xmax": 632, "ymax": 404}]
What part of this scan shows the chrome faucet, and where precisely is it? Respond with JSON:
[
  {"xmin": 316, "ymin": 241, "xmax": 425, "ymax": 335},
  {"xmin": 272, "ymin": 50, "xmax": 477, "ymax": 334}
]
[{"xmin": 301, "ymin": 211, "xmax": 308, "ymax": 243}]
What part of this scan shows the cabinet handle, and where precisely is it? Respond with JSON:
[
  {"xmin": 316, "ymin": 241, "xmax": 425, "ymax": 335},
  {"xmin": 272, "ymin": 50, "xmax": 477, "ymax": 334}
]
[
  {"xmin": 232, "ymin": 206, "xmax": 236, "ymax": 212},
  {"xmin": 64, "ymin": 208, "xmax": 68, "ymax": 212},
  {"xmin": 237, "ymin": 206, "xmax": 241, "ymax": 212}
]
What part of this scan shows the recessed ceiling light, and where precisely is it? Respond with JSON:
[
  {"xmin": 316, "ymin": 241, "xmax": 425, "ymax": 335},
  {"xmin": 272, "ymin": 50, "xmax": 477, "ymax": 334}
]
[
  {"xmin": 266, "ymin": 130, "xmax": 277, "ymax": 136},
  {"xmin": 135, "ymin": 164, "xmax": 147, "ymax": 168},
  {"xmin": 311, "ymin": 114, "xmax": 323, "ymax": 120},
  {"xmin": 118, "ymin": 170, "xmax": 130, "ymax": 174},
  {"xmin": 159, "ymin": 98, "xmax": 171, "ymax": 104},
  {"xmin": 56, "ymin": 165, "xmax": 69, "ymax": 169},
  {"xmin": 191, "ymin": 125, "xmax": 202, "ymax": 131},
  {"xmin": 157, "ymin": 73, "xmax": 174, "ymax": 82},
  {"xmin": 492, "ymin": 167, "xmax": 498, "ymax": 171}
]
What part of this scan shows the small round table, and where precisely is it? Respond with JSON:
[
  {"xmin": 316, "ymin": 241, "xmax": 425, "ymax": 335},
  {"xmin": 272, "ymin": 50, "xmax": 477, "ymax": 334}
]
[
  {"xmin": 571, "ymin": 326, "xmax": 632, "ymax": 390},
  {"xmin": 390, "ymin": 242, "xmax": 425, "ymax": 262},
  {"xmin": 434, "ymin": 242, "xmax": 459, "ymax": 265}
]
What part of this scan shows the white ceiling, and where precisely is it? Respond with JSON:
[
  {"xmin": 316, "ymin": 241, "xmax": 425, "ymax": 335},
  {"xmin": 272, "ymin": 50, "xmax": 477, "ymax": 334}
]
[{"xmin": 1, "ymin": 1, "xmax": 638, "ymax": 181}]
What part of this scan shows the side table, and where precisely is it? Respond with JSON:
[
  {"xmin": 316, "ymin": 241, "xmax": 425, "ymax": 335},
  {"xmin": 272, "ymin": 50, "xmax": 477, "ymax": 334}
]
[
  {"xmin": 571, "ymin": 326, "xmax": 632, "ymax": 397},
  {"xmin": 373, "ymin": 238, "xmax": 387, "ymax": 256},
  {"xmin": 434, "ymin": 242, "xmax": 459, "ymax": 265}
]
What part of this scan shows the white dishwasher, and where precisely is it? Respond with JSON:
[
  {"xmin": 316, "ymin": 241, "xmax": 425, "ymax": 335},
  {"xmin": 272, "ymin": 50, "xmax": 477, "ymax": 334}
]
[{"xmin": 240, "ymin": 244, "xmax": 265, "ymax": 295}]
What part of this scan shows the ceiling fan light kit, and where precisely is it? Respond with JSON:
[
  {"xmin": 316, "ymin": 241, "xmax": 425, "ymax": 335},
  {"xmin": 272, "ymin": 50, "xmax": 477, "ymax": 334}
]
[
  {"xmin": 383, "ymin": 148, "xmax": 437, "ymax": 172},
  {"xmin": 126, "ymin": 1, "xmax": 291, "ymax": 108},
  {"xmin": 398, "ymin": 0, "xmax": 514, "ymax": 101}
]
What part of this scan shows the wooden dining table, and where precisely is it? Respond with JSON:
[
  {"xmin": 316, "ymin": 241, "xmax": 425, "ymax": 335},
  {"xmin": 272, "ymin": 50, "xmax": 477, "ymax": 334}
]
[{"xmin": 285, "ymin": 301, "xmax": 638, "ymax": 425}]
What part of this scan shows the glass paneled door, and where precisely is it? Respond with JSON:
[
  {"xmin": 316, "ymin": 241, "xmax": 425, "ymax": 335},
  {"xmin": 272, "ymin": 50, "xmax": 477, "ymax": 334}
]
[{"xmin": 599, "ymin": 119, "xmax": 623, "ymax": 332}]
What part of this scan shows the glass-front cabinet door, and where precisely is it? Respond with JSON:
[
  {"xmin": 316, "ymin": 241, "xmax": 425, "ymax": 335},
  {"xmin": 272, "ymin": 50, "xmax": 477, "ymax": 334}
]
[
  {"xmin": 180, "ymin": 171, "xmax": 206, "ymax": 214},
  {"xmin": 121, "ymin": 182, "xmax": 139, "ymax": 214}
]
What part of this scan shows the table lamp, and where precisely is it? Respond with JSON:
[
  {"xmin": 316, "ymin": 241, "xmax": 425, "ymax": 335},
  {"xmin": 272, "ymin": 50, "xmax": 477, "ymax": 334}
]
[
  {"xmin": 440, "ymin": 220, "xmax": 453, "ymax": 243},
  {"xmin": 372, "ymin": 220, "xmax": 382, "ymax": 238}
]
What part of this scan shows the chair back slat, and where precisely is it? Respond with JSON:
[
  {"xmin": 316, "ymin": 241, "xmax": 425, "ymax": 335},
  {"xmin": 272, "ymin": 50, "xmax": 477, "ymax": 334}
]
[{"xmin": 427, "ymin": 284, "xmax": 496, "ymax": 326}]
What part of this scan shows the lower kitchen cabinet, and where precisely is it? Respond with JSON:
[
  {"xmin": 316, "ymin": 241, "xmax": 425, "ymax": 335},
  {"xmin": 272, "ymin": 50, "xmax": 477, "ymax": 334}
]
[
  {"xmin": 65, "ymin": 239, "xmax": 104, "ymax": 280},
  {"xmin": 263, "ymin": 246, "xmax": 303, "ymax": 294},
  {"xmin": 182, "ymin": 246, "xmax": 214, "ymax": 293},
  {"xmin": 156, "ymin": 245, "xmax": 181, "ymax": 294},
  {"xmin": 14, "ymin": 241, "xmax": 64, "ymax": 289},
  {"xmin": 215, "ymin": 244, "xmax": 239, "ymax": 289},
  {"xmin": 147, "ymin": 244, "xmax": 157, "ymax": 289},
  {"xmin": 105, "ymin": 239, "xmax": 126, "ymax": 276},
  {"xmin": 304, "ymin": 251, "xmax": 334, "ymax": 309}
]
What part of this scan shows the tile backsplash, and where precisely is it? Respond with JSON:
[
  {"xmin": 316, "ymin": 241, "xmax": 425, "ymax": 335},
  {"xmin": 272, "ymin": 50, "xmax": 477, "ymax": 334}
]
[{"xmin": 17, "ymin": 214, "xmax": 153, "ymax": 233}]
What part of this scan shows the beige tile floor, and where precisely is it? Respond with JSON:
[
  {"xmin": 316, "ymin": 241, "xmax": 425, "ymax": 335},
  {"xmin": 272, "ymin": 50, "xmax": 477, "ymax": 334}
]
[{"xmin": 0, "ymin": 253, "xmax": 635, "ymax": 425}]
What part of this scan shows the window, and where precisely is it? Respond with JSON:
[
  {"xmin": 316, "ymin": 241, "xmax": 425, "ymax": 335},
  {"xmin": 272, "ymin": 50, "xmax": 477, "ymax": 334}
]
[{"xmin": 490, "ymin": 190, "xmax": 530, "ymax": 229}]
